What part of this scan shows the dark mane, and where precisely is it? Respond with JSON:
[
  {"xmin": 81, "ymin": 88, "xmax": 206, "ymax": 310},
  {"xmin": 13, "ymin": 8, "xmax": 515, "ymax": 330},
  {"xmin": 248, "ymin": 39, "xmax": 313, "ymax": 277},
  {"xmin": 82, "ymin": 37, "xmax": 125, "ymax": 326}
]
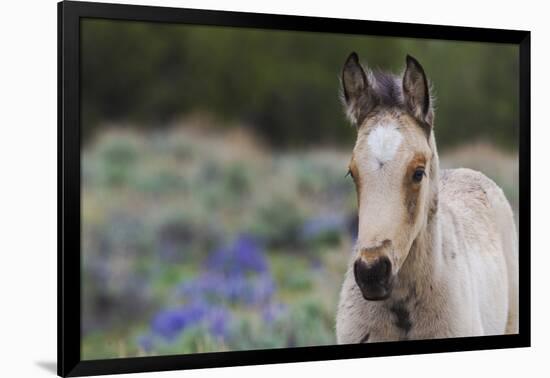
[{"xmin": 371, "ymin": 70, "xmax": 403, "ymax": 109}]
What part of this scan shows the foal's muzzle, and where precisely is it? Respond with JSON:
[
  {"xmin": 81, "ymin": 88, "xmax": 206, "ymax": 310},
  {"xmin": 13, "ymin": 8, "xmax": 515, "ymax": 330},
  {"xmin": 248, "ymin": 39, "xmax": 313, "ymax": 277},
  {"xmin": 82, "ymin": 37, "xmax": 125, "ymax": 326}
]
[{"xmin": 353, "ymin": 256, "xmax": 393, "ymax": 301}]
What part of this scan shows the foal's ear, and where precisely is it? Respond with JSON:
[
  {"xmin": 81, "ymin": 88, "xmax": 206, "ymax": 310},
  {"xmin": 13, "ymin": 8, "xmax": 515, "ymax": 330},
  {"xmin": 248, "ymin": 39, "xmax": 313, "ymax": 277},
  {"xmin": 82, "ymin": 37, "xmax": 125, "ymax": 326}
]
[
  {"xmin": 341, "ymin": 52, "xmax": 376, "ymax": 126},
  {"xmin": 403, "ymin": 55, "xmax": 434, "ymax": 127}
]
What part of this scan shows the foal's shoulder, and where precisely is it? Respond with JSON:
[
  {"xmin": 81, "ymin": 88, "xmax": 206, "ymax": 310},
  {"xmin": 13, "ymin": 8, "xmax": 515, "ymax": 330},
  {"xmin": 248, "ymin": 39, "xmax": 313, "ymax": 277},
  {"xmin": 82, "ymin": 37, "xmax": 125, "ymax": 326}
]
[{"xmin": 439, "ymin": 168, "xmax": 508, "ymax": 210}]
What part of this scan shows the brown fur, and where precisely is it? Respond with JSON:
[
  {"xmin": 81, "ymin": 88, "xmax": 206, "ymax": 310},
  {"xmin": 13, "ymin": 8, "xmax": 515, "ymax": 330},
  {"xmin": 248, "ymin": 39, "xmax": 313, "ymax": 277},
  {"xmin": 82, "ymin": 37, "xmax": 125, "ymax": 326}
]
[
  {"xmin": 360, "ymin": 239, "xmax": 392, "ymax": 264},
  {"xmin": 403, "ymin": 154, "xmax": 427, "ymax": 223},
  {"xmin": 349, "ymin": 155, "xmax": 361, "ymax": 208}
]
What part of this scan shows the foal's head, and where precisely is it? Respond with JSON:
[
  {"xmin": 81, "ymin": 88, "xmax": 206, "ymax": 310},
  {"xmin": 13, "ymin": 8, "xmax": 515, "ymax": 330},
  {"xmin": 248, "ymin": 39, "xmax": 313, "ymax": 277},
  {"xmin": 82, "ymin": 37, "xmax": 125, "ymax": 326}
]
[{"xmin": 341, "ymin": 53, "xmax": 437, "ymax": 301}]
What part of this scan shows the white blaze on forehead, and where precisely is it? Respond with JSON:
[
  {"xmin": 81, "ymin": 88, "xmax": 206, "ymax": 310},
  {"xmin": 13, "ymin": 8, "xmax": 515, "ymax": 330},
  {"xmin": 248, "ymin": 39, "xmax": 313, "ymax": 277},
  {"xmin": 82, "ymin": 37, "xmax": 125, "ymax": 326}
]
[{"xmin": 366, "ymin": 123, "xmax": 403, "ymax": 165}]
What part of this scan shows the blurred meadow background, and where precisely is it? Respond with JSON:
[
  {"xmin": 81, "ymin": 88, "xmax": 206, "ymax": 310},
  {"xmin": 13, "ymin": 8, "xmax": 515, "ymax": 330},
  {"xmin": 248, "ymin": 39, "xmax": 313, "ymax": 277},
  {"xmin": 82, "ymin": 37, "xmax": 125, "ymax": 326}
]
[{"xmin": 80, "ymin": 18, "xmax": 519, "ymax": 360}]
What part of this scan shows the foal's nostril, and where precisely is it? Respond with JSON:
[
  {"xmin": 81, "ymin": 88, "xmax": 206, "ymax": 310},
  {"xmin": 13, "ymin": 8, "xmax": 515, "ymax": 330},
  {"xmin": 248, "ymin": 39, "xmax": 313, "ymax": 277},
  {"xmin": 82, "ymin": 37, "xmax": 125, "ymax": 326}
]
[
  {"xmin": 354, "ymin": 257, "xmax": 391, "ymax": 284},
  {"xmin": 353, "ymin": 256, "xmax": 392, "ymax": 300}
]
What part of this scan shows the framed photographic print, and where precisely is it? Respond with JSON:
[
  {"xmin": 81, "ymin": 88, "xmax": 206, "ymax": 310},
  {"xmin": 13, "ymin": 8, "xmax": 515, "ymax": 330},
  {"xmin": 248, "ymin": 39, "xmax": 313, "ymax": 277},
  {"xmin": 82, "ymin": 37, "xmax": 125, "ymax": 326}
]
[{"xmin": 58, "ymin": 0, "xmax": 531, "ymax": 376}]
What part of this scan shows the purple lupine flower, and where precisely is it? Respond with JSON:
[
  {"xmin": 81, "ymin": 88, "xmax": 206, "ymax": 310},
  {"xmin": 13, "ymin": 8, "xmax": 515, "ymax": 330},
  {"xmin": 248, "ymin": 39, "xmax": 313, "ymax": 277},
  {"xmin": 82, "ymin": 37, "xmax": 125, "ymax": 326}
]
[
  {"xmin": 222, "ymin": 274, "xmax": 250, "ymax": 303},
  {"xmin": 179, "ymin": 272, "xmax": 249, "ymax": 304},
  {"xmin": 178, "ymin": 272, "xmax": 226, "ymax": 301},
  {"xmin": 207, "ymin": 307, "xmax": 231, "ymax": 339},
  {"xmin": 233, "ymin": 235, "xmax": 268, "ymax": 274},
  {"xmin": 206, "ymin": 234, "xmax": 267, "ymax": 276},
  {"xmin": 150, "ymin": 300, "xmax": 233, "ymax": 342},
  {"xmin": 151, "ymin": 308, "xmax": 187, "ymax": 340},
  {"xmin": 179, "ymin": 269, "xmax": 276, "ymax": 306},
  {"xmin": 151, "ymin": 301, "xmax": 207, "ymax": 340},
  {"xmin": 154, "ymin": 232, "xmax": 280, "ymax": 343}
]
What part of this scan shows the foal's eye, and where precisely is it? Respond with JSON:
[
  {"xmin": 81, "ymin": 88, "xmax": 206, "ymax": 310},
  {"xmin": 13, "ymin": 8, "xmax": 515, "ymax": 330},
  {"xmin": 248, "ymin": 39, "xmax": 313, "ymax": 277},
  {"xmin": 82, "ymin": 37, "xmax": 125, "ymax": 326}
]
[{"xmin": 412, "ymin": 168, "xmax": 425, "ymax": 183}]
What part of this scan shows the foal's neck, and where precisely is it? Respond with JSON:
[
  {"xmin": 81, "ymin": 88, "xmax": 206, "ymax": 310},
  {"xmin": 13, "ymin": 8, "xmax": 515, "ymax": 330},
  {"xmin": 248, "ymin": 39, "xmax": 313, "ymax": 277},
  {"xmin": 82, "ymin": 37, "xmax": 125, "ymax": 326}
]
[{"xmin": 395, "ymin": 217, "xmax": 440, "ymax": 299}]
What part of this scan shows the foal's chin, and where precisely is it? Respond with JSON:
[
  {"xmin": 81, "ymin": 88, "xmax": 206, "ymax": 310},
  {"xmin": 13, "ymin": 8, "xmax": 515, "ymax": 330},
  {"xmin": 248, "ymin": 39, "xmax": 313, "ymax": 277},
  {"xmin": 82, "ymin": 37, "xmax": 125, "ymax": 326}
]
[{"xmin": 358, "ymin": 283, "xmax": 393, "ymax": 301}]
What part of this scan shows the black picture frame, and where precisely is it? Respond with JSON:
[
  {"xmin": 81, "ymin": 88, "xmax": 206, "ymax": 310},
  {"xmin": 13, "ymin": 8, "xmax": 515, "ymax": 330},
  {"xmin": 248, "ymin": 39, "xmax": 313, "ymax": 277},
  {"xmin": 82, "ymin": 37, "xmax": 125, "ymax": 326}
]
[{"xmin": 58, "ymin": 1, "xmax": 531, "ymax": 376}]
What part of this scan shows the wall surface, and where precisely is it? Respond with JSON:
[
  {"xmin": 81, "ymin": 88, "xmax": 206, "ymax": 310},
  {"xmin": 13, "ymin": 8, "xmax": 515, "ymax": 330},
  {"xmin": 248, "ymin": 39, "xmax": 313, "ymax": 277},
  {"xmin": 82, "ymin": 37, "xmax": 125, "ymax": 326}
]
[{"xmin": 0, "ymin": 0, "xmax": 546, "ymax": 377}]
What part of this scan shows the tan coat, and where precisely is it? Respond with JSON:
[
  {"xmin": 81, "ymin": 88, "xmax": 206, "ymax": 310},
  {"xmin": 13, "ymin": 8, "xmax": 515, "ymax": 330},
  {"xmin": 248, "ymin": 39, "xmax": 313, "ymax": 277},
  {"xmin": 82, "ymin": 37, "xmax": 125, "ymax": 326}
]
[
  {"xmin": 336, "ymin": 52, "xmax": 518, "ymax": 343},
  {"xmin": 336, "ymin": 165, "xmax": 518, "ymax": 342}
]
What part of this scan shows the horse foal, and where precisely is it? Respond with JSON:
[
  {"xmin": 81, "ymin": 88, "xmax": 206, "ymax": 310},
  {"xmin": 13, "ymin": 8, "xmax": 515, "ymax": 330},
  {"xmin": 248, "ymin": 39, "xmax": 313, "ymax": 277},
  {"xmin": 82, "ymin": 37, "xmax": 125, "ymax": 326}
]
[{"xmin": 336, "ymin": 53, "xmax": 518, "ymax": 343}]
